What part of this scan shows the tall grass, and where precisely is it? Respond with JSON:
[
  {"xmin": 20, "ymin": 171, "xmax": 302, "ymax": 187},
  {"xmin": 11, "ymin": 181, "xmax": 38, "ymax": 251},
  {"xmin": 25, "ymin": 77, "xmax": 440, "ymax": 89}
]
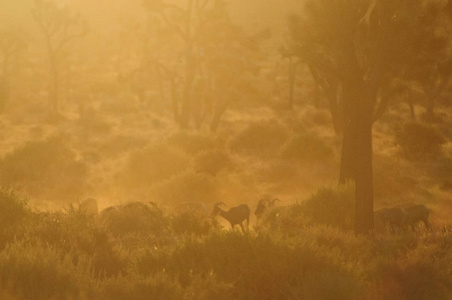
[{"xmin": 0, "ymin": 187, "xmax": 451, "ymax": 299}]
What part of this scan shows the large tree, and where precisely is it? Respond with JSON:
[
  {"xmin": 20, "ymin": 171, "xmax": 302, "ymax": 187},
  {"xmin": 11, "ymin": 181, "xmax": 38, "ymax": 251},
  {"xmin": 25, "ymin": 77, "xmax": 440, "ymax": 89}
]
[
  {"xmin": 402, "ymin": 1, "xmax": 451, "ymax": 122},
  {"xmin": 0, "ymin": 27, "xmax": 26, "ymax": 113},
  {"xmin": 143, "ymin": 0, "xmax": 260, "ymax": 131},
  {"xmin": 32, "ymin": 0, "xmax": 88, "ymax": 112},
  {"xmin": 288, "ymin": 0, "xmax": 442, "ymax": 234}
]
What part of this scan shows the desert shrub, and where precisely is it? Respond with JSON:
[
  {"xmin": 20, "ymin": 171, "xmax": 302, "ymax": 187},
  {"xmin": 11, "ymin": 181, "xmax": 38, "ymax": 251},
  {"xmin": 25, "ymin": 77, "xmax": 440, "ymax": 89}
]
[
  {"xmin": 0, "ymin": 187, "xmax": 29, "ymax": 228},
  {"xmin": 135, "ymin": 231, "xmax": 363, "ymax": 299},
  {"xmin": 149, "ymin": 171, "xmax": 218, "ymax": 205},
  {"xmin": 100, "ymin": 273, "xmax": 183, "ymax": 300},
  {"xmin": 192, "ymin": 149, "xmax": 234, "ymax": 176},
  {"xmin": 301, "ymin": 183, "xmax": 355, "ymax": 230},
  {"xmin": 167, "ymin": 131, "xmax": 221, "ymax": 155},
  {"xmin": 260, "ymin": 185, "xmax": 355, "ymax": 233},
  {"xmin": 0, "ymin": 188, "xmax": 30, "ymax": 249},
  {"xmin": 99, "ymin": 202, "xmax": 172, "ymax": 248},
  {"xmin": 171, "ymin": 211, "xmax": 218, "ymax": 236},
  {"xmin": 395, "ymin": 122, "xmax": 446, "ymax": 161},
  {"xmin": 77, "ymin": 107, "xmax": 112, "ymax": 134},
  {"xmin": 280, "ymin": 133, "xmax": 333, "ymax": 163},
  {"xmin": 229, "ymin": 120, "xmax": 289, "ymax": 156},
  {"xmin": 297, "ymin": 106, "xmax": 332, "ymax": 129},
  {"xmin": 29, "ymin": 209, "xmax": 126, "ymax": 277},
  {"xmin": 117, "ymin": 143, "xmax": 189, "ymax": 189},
  {"xmin": 0, "ymin": 242, "xmax": 95, "ymax": 300},
  {"xmin": 0, "ymin": 136, "xmax": 88, "ymax": 200},
  {"xmin": 99, "ymin": 134, "xmax": 148, "ymax": 158}
]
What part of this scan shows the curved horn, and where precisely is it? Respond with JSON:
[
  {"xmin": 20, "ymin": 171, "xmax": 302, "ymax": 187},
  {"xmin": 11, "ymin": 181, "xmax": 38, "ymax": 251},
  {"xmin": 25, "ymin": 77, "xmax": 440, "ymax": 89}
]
[{"xmin": 214, "ymin": 202, "xmax": 227, "ymax": 208}]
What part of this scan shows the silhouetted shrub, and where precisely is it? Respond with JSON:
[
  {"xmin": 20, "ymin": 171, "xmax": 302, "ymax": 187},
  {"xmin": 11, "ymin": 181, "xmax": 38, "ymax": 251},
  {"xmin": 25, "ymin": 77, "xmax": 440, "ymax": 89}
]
[
  {"xmin": 280, "ymin": 133, "xmax": 333, "ymax": 163},
  {"xmin": 99, "ymin": 134, "xmax": 148, "ymax": 158},
  {"xmin": 30, "ymin": 209, "xmax": 126, "ymax": 277},
  {"xmin": 229, "ymin": 121, "xmax": 289, "ymax": 156},
  {"xmin": 395, "ymin": 122, "xmax": 445, "ymax": 160},
  {"xmin": 171, "ymin": 211, "xmax": 220, "ymax": 236},
  {"xmin": 0, "ymin": 187, "xmax": 29, "ymax": 228},
  {"xmin": 192, "ymin": 149, "xmax": 234, "ymax": 176},
  {"xmin": 0, "ymin": 242, "xmax": 95, "ymax": 300},
  {"xmin": 167, "ymin": 131, "xmax": 221, "ymax": 155},
  {"xmin": 149, "ymin": 171, "xmax": 218, "ymax": 205},
  {"xmin": 100, "ymin": 273, "xmax": 183, "ymax": 300},
  {"xmin": 100, "ymin": 202, "xmax": 170, "ymax": 238},
  {"xmin": 135, "ymin": 231, "xmax": 363, "ymax": 299},
  {"xmin": 117, "ymin": 143, "xmax": 189, "ymax": 188},
  {"xmin": 0, "ymin": 136, "xmax": 88, "ymax": 200},
  {"xmin": 301, "ymin": 184, "xmax": 355, "ymax": 230},
  {"xmin": 77, "ymin": 107, "xmax": 112, "ymax": 134}
]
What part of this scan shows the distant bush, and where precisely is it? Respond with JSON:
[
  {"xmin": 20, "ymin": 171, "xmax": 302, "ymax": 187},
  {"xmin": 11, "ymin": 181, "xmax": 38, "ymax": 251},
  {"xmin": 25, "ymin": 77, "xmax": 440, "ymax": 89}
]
[
  {"xmin": 0, "ymin": 242, "xmax": 96, "ymax": 299},
  {"xmin": 117, "ymin": 143, "xmax": 189, "ymax": 189},
  {"xmin": 77, "ymin": 107, "xmax": 112, "ymax": 134},
  {"xmin": 301, "ymin": 184, "xmax": 355, "ymax": 230},
  {"xmin": 0, "ymin": 136, "xmax": 88, "ymax": 200},
  {"xmin": 171, "ymin": 211, "xmax": 217, "ymax": 236},
  {"xmin": 395, "ymin": 122, "xmax": 446, "ymax": 161},
  {"xmin": 100, "ymin": 203, "xmax": 170, "ymax": 241},
  {"xmin": 261, "ymin": 184, "xmax": 355, "ymax": 232},
  {"xmin": 229, "ymin": 121, "xmax": 289, "ymax": 156},
  {"xmin": 99, "ymin": 134, "xmax": 148, "ymax": 158},
  {"xmin": 0, "ymin": 187, "xmax": 29, "ymax": 228},
  {"xmin": 100, "ymin": 273, "xmax": 183, "ymax": 300},
  {"xmin": 135, "ymin": 231, "xmax": 363, "ymax": 299},
  {"xmin": 167, "ymin": 131, "xmax": 221, "ymax": 155},
  {"xmin": 280, "ymin": 133, "xmax": 333, "ymax": 163},
  {"xmin": 149, "ymin": 171, "xmax": 218, "ymax": 205},
  {"xmin": 31, "ymin": 210, "xmax": 126, "ymax": 277},
  {"xmin": 192, "ymin": 149, "xmax": 234, "ymax": 176}
]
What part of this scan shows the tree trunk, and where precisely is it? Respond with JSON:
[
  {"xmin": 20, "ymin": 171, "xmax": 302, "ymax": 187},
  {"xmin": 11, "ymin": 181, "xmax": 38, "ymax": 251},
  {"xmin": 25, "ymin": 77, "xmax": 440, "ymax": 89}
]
[
  {"xmin": 50, "ymin": 58, "xmax": 59, "ymax": 112},
  {"xmin": 425, "ymin": 96, "xmax": 435, "ymax": 123},
  {"xmin": 180, "ymin": 51, "xmax": 195, "ymax": 129},
  {"xmin": 339, "ymin": 83, "xmax": 374, "ymax": 234},
  {"xmin": 168, "ymin": 75, "xmax": 180, "ymax": 123},
  {"xmin": 210, "ymin": 91, "xmax": 228, "ymax": 133},
  {"xmin": 326, "ymin": 86, "xmax": 343, "ymax": 134},
  {"xmin": 407, "ymin": 89, "xmax": 416, "ymax": 121},
  {"xmin": 288, "ymin": 58, "xmax": 297, "ymax": 109},
  {"xmin": 0, "ymin": 76, "xmax": 9, "ymax": 113}
]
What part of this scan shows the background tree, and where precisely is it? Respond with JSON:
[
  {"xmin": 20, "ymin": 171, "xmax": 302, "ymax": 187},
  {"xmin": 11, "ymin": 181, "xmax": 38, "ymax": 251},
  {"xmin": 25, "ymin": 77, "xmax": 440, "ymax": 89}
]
[
  {"xmin": 287, "ymin": 0, "xmax": 444, "ymax": 234},
  {"xmin": 144, "ymin": 0, "xmax": 261, "ymax": 131},
  {"xmin": 401, "ymin": 1, "xmax": 451, "ymax": 122},
  {"xmin": 0, "ymin": 28, "xmax": 26, "ymax": 113},
  {"xmin": 32, "ymin": 0, "xmax": 88, "ymax": 113}
]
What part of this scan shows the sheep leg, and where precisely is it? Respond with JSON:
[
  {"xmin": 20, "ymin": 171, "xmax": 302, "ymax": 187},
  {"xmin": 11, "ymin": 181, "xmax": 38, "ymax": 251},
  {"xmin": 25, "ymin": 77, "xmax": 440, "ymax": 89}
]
[
  {"xmin": 423, "ymin": 219, "xmax": 432, "ymax": 229},
  {"xmin": 239, "ymin": 222, "xmax": 245, "ymax": 232}
]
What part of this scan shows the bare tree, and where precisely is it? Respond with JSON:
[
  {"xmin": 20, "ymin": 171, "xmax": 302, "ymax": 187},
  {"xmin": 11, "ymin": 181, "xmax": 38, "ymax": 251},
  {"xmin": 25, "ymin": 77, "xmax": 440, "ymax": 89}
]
[
  {"xmin": 288, "ymin": 0, "xmax": 440, "ymax": 234},
  {"xmin": 32, "ymin": 0, "xmax": 88, "ymax": 112},
  {"xmin": 0, "ymin": 28, "xmax": 26, "ymax": 113}
]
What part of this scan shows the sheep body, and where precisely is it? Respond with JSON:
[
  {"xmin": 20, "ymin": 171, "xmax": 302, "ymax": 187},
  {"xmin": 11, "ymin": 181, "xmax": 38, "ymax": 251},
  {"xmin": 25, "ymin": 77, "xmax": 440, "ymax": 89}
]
[
  {"xmin": 212, "ymin": 202, "xmax": 250, "ymax": 232},
  {"xmin": 374, "ymin": 207, "xmax": 407, "ymax": 231},
  {"xmin": 404, "ymin": 204, "xmax": 431, "ymax": 229}
]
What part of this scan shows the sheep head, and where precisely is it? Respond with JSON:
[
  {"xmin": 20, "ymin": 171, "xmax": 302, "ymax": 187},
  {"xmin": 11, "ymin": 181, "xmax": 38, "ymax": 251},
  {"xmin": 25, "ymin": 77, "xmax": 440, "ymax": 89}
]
[{"xmin": 211, "ymin": 202, "xmax": 227, "ymax": 217}]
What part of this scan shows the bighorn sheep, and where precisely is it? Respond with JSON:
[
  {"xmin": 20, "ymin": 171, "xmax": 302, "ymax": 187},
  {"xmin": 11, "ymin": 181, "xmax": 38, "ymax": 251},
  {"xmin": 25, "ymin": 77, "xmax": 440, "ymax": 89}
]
[
  {"xmin": 254, "ymin": 198, "xmax": 280, "ymax": 222},
  {"xmin": 404, "ymin": 204, "xmax": 431, "ymax": 229},
  {"xmin": 374, "ymin": 204, "xmax": 432, "ymax": 231},
  {"xmin": 211, "ymin": 202, "xmax": 250, "ymax": 232},
  {"xmin": 374, "ymin": 207, "xmax": 407, "ymax": 231}
]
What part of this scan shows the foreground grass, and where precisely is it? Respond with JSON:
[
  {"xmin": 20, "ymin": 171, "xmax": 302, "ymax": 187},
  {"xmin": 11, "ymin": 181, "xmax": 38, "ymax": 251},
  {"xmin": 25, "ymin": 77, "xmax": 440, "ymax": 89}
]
[{"xmin": 0, "ymin": 188, "xmax": 451, "ymax": 299}]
